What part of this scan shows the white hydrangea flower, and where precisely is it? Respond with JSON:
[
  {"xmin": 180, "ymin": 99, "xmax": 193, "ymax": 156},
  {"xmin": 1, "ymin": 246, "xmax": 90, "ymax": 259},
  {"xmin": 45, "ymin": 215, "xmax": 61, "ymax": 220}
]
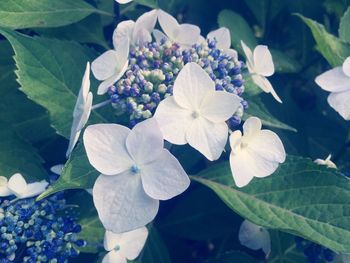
[
  {"xmin": 115, "ymin": 0, "xmax": 133, "ymax": 4},
  {"xmin": 229, "ymin": 117, "xmax": 286, "ymax": 187},
  {"xmin": 241, "ymin": 41, "xmax": 282, "ymax": 103},
  {"xmin": 154, "ymin": 62, "xmax": 241, "ymax": 161},
  {"xmin": 154, "ymin": 9, "xmax": 201, "ymax": 48},
  {"xmin": 239, "ymin": 220, "xmax": 271, "ymax": 255},
  {"xmin": 314, "ymin": 154, "xmax": 337, "ymax": 169},
  {"xmin": 102, "ymin": 227, "xmax": 148, "ymax": 263},
  {"xmin": 0, "ymin": 173, "xmax": 48, "ymax": 199},
  {"xmin": 83, "ymin": 118, "xmax": 190, "ymax": 233},
  {"xmin": 66, "ymin": 62, "xmax": 93, "ymax": 157},
  {"xmin": 315, "ymin": 57, "xmax": 350, "ymax": 120},
  {"xmin": 113, "ymin": 9, "xmax": 158, "ymax": 49},
  {"xmin": 198, "ymin": 27, "xmax": 238, "ymax": 59}
]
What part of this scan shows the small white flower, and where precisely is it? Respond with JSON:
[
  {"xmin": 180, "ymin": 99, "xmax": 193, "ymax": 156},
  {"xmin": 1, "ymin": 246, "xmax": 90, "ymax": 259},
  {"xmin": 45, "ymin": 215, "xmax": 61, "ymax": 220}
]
[
  {"xmin": 154, "ymin": 9, "xmax": 201, "ymax": 48},
  {"xmin": 314, "ymin": 154, "xmax": 337, "ymax": 169},
  {"xmin": 198, "ymin": 27, "xmax": 238, "ymax": 59},
  {"xmin": 115, "ymin": 0, "xmax": 133, "ymax": 4},
  {"xmin": 241, "ymin": 41, "xmax": 282, "ymax": 103},
  {"xmin": 0, "ymin": 173, "xmax": 48, "ymax": 199},
  {"xmin": 154, "ymin": 62, "xmax": 241, "ymax": 161},
  {"xmin": 315, "ymin": 57, "xmax": 350, "ymax": 120},
  {"xmin": 102, "ymin": 227, "xmax": 148, "ymax": 263},
  {"xmin": 229, "ymin": 117, "xmax": 286, "ymax": 187},
  {"xmin": 83, "ymin": 118, "xmax": 190, "ymax": 233},
  {"xmin": 66, "ymin": 62, "xmax": 93, "ymax": 157},
  {"xmin": 239, "ymin": 220, "xmax": 271, "ymax": 255}
]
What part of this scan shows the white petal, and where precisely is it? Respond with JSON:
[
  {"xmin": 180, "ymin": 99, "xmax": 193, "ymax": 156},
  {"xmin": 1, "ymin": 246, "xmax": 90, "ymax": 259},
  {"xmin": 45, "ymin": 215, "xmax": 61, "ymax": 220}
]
[
  {"xmin": 102, "ymin": 251, "xmax": 126, "ymax": 263},
  {"xmin": 119, "ymin": 227, "xmax": 148, "ymax": 260},
  {"xmin": 93, "ymin": 173, "xmax": 159, "ymax": 233},
  {"xmin": 154, "ymin": 96, "xmax": 192, "ymax": 145},
  {"xmin": 175, "ymin": 24, "xmax": 201, "ymax": 47},
  {"xmin": 327, "ymin": 90, "xmax": 350, "ymax": 120},
  {"xmin": 153, "ymin": 29, "xmax": 168, "ymax": 44},
  {"xmin": 197, "ymin": 35, "xmax": 206, "ymax": 44},
  {"xmin": 186, "ymin": 118, "xmax": 228, "ymax": 161},
  {"xmin": 97, "ymin": 60, "xmax": 129, "ymax": 95},
  {"xmin": 126, "ymin": 118, "xmax": 163, "ymax": 165},
  {"xmin": 200, "ymin": 91, "xmax": 241, "ymax": 123},
  {"xmin": 173, "ymin": 62, "xmax": 215, "ymax": 110},
  {"xmin": 104, "ymin": 230, "xmax": 121, "ymax": 251},
  {"xmin": 141, "ymin": 149, "xmax": 190, "ymax": 200},
  {"xmin": 242, "ymin": 116, "xmax": 262, "ymax": 141},
  {"xmin": 343, "ymin": 57, "xmax": 350, "ymax": 77},
  {"xmin": 83, "ymin": 124, "xmax": 133, "ymax": 176},
  {"xmin": 251, "ymin": 75, "xmax": 282, "ymax": 103},
  {"xmin": 133, "ymin": 9, "xmax": 158, "ymax": 45},
  {"xmin": 91, "ymin": 50, "xmax": 121, "ymax": 81},
  {"xmin": 157, "ymin": 9, "xmax": 179, "ymax": 41},
  {"xmin": 239, "ymin": 220, "xmax": 271, "ymax": 255},
  {"xmin": 19, "ymin": 181, "xmax": 49, "ymax": 199},
  {"xmin": 241, "ymin": 41, "xmax": 254, "ymax": 73},
  {"xmin": 315, "ymin": 67, "xmax": 350, "ymax": 93},
  {"xmin": 75, "ymin": 62, "xmax": 90, "ymax": 107},
  {"xmin": 0, "ymin": 176, "xmax": 11, "ymax": 197},
  {"xmin": 207, "ymin": 27, "xmax": 231, "ymax": 50},
  {"xmin": 8, "ymin": 173, "xmax": 27, "ymax": 196},
  {"xmin": 66, "ymin": 129, "xmax": 81, "ymax": 158},
  {"xmin": 253, "ymin": 45, "xmax": 274, "ymax": 76},
  {"xmin": 229, "ymin": 130, "xmax": 242, "ymax": 154},
  {"xmin": 0, "ymin": 176, "xmax": 8, "ymax": 187},
  {"xmin": 224, "ymin": 48, "xmax": 238, "ymax": 59},
  {"xmin": 230, "ymin": 150, "xmax": 254, "ymax": 187},
  {"xmin": 116, "ymin": 0, "xmax": 133, "ymax": 4},
  {"xmin": 113, "ymin": 20, "xmax": 134, "ymax": 50},
  {"xmin": 75, "ymin": 92, "xmax": 93, "ymax": 132}
]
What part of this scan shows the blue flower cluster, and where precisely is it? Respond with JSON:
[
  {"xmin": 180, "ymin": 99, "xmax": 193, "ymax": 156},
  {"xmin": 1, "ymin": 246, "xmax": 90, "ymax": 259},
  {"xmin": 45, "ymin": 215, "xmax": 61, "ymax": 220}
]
[
  {"xmin": 0, "ymin": 193, "xmax": 85, "ymax": 263},
  {"xmin": 107, "ymin": 39, "xmax": 247, "ymax": 128},
  {"xmin": 295, "ymin": 237, "xmax": 334, "ymax": 263}
]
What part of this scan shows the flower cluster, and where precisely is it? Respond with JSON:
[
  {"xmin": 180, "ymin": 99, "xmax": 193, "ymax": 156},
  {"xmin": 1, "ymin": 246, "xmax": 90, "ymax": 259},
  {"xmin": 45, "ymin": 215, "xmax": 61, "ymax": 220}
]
[
  {"xmin": 0, "ymin": 193, "xmax": 85, "ymax": 263},
  {"xmin": 295, "ymin": 237, "xmax": 335, "ymax": 263}
]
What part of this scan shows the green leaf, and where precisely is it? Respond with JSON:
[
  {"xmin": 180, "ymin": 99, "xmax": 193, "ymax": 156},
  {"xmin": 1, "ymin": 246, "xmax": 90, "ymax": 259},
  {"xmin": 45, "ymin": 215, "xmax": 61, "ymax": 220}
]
[
  {"xmin": 192, "ymin": 155, "xmax": 350, "ymax": 253},
  {"xmin": 0, "ymin": 121, "xmax": 47, "ymax": 180},
  {"xmin": 218, "ymin": 10, "xmax": 257, "ymax": 55},
  {"xmin": 0, "ymin": 0, "xmax": 111, "ymax": 29},
  {"xmin": 270, "ymin": 49, "xmax": 301, "ymax": 73},
  {"xmin": 243, "ymin": 96, "xmax": 297, "ymax": 132},
  {"xmin": 339, "ymin": 6, "xmax": 350, "ymax": 43},
  {"xmin": 37, "ymin": 144, "xmax": 99, "ymax": 200},
  {"xmin": 134, "ymin": 0, "xmax": 159, "ymax": 9},
  {"xmin": 269, "ymin": 231, "xmax": 307, "ymax": 263},
  {"xmin": 297, "ymin": 14, "xmax": 350, "ymax": 67},
  {"xmin": 206, "ymin": 251, "xmax": 257, "ymax": 263},
  {"xmin": 0, "ymin": 29, "xmax": 106, "ymax": 138}
]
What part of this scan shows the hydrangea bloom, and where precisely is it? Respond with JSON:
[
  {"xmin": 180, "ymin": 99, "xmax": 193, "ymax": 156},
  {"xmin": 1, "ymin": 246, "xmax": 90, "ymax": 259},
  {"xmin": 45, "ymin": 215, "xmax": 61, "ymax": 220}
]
[
  {"xmin": 315, "ymin": 57, "xmax": 350, "ymax": 120},
  {"xmin": 314, "ymin": 154, "xmax": 337, "ymax": 169},
  {"xmin": 102, "ymin": 227, "xmax": 148, "ymax": 263},
  {"xmin": 239, "ymin": 220, "xmax": 271, "ymax": 255},
  {"xmin": 154, "ymin": 62, "xmax": 241, "ymax": 161},
  {"xmin": 241, "ymin": 41, "xmax": 282, "ymax": 103},
  {"xmin": 229, "ymin": 117, "xmax": 286, "ymax": 187},
  {"xmin": 83, "ymin": 118, "xmax": 189, "ymax": 233}
]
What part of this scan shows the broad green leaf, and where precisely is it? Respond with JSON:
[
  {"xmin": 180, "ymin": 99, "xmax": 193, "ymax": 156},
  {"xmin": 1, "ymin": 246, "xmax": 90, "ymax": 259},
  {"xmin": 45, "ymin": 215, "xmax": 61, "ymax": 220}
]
[
  {"xmin": 269, "ymin": 231, "xmax": 307, "ymax": 263},
  {"xmin": 218, "ymin": 10, "xmax": 257, "ymax": 55},
  {"xmin": 0, "ymin": 0, "xmax": 111, "ymax": 29},
  {"xmin": 206, "ymin": 251, "xmax": 257, "ymax": 263},
  {"xmin": 0, "ymin": 29, "xmax": 106, "ymax": 138},
  {"xmin": 35, "ymin": 15, "xmax": 109, "ymax": 49},
  {"xmin": 270, "ymin": 49, "xmax": 301, "ymax": 73},
  {"xmin": 339, "ymin": 6, "xmax": 350, "ymax": 43},
  {"xmin": 192, "ymin": 156, "xmax": 350, "ymax": 253},
  {"xmin": 297, "ymin": 14, "xmax": 350, "ymax": 66},
  {"xmin": 243, "ymin": 96, "xmax": 297, "ymax": 132},
  {"xmin": 134, "ymin": 0, "xmax": 158, "ymax": 9},
  {"xmin": 0, "ymin": 121, "xmax": 47, "ymax": 180},
  {"xmin": 159, "ymin": 186, "xmax": 241, "ymax": 240},
  {"xmin": 37, "ymin": 144, "xmax": 99, "ymax": 200}
]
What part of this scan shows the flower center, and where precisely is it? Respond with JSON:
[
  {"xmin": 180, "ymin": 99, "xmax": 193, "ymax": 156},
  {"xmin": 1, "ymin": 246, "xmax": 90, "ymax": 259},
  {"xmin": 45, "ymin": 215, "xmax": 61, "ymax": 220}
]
[
  {"xmin": 192, "ymin": 110, "xmax": 200, "ymax": 119},
  {"xmin": 131, "ymin": 165, "xmax": 141, "ymax": 174},
  {"xmin": 114, "ymin": 245, "xmax": 121, "ymax": 252}
]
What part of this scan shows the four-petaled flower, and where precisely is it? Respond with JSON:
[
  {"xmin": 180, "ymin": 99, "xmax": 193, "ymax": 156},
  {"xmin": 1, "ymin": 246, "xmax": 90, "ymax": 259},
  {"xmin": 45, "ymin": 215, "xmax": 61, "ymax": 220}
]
[
  {"xmin": 154, "ymin": 9, "xmax": 201, "ymax": 48},
  {"xmin": 102, "ymin": 227, "xmax": 148, "ymax": 263},
  {"xmin": 84, "ymin": 118, "xmax": 190, "ymax": 233},
  {"xmin": 0, "ymin": 173, "xmax": 48, "ymax": 199},
  {"xmin": 239, "ymin": 220, "xmax": 271, "ymax": 255},
  {"xmin": 241, "ymin": 41, "xmax": 282, "ymax": 103},
  {"xmin": 66, "ymin": 62, "xmax": 93, "ymax": 157},
  {"xmin": 154, "ymin": 62, "xmax": 241, "ymax": 161},
  {"xmin": 229, "ymin": 117, "xmax": 285, "ymax": 187},
  {"xmin": 315, "ymin": 57, "xmax": 350, "ymax": 120}
]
